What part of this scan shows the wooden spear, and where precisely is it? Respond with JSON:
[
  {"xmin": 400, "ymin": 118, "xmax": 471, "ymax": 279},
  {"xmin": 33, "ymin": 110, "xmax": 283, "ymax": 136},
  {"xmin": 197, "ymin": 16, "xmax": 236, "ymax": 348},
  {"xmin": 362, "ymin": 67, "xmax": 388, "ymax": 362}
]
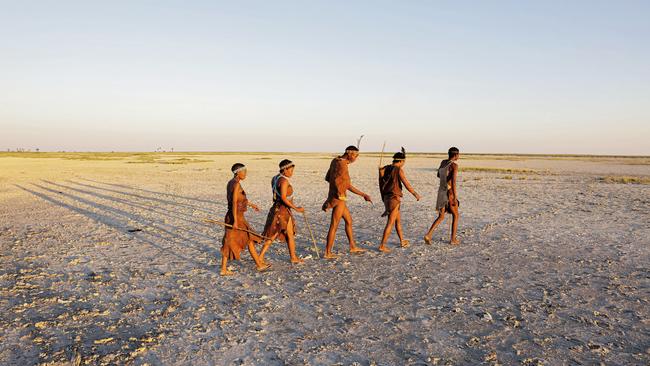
[
  {"xmin": 301, "ymin": 212, "xmax": 320, "ymax": 259},
  {"xmin": 204, "ymin": 218, "xmax": 272, "ymax": 241}
]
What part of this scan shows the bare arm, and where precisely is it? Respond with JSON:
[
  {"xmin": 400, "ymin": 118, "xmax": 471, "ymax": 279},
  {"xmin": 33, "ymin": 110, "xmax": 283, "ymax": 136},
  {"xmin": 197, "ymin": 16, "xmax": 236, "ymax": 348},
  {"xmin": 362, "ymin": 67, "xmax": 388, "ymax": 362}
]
[
  {"xmin": 450, "ymin": 163, "xmax": 458, "ymax": 199},
  {"xmin": 399, "ymin": 168, "xmax": 421, "ymax": 200},
  {"xmin": 246, "ymin": 201, "xmax": 260, "ymax": 212},
  {"xmin": 279, "ymin": 178, "xmax": 303, "ymax": 212},
  {"xmin": 232, "ymin": 182, "xmax": 241, "ymax": 228},
  {"xmin": 348, "ymin": 184, "xmax": 372, "ymax": 203}
]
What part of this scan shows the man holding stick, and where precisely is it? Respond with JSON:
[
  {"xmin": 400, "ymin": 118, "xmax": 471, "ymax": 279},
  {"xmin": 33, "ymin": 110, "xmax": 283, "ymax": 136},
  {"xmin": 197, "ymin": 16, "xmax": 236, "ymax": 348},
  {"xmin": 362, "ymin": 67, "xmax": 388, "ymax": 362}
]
[
  {"xmin": 377, "ymin": 147, "xmax": 421, "ymax": 252},
  {"xmin": 322, "ymin": 145, "xmax": 373, "ymax": 259}
]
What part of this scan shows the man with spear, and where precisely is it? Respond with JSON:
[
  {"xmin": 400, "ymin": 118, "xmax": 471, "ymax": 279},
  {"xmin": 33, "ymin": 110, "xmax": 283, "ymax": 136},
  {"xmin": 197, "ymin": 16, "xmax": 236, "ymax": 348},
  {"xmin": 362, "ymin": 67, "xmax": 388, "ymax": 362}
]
[
  {"xmin": 322, "ymin": 139, "xmax": 373, "ymax": 259},
  {"xmin": 377, "ymin": 147, "xmax": 421, "ymax": 252}
]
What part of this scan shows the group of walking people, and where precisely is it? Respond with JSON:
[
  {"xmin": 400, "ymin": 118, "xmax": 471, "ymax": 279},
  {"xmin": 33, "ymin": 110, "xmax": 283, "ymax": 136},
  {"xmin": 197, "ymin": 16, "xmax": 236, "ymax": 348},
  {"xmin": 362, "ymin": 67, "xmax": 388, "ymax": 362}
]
[{"xmin": 219, "ymin": 146, "xmax": 461, "ymax": 276}]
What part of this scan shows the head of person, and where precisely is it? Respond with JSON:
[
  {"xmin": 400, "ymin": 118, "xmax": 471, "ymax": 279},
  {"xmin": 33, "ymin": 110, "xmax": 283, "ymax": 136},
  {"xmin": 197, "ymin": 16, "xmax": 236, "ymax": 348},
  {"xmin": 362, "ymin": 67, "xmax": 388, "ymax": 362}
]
[
  {"xmin": 343, "ymin": 145, "xmax": 360, "ymax": 163},
  {"xmin": 231, "ymin": 163, "xmax": 247, "ymax": 180},
  {"xmin": 448, "ymin": 147, "xmax": 460, "ymax": 161},
  {"xmin": 392, "ymin": 151, "xmax": 406, "ymax": 167},
  {"xmin": 279, "ymin": 159, "xmax": 295, "ymax": 177}
]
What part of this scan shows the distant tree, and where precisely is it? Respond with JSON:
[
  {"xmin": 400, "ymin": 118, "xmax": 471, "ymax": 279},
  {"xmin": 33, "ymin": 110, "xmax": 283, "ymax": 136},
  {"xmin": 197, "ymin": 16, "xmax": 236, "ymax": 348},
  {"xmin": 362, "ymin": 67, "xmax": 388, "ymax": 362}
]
[{"xmin": 35, "ymin": 148, "xmax": 40, "ymax": 152}]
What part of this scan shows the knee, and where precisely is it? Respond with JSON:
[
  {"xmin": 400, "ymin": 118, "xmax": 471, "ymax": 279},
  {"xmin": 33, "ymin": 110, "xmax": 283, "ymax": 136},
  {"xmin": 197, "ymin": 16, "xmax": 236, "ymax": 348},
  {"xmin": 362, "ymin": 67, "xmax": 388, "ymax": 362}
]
[{"xmin": 330, "ymin": 218, "xmax": 341, "ymax": 228}]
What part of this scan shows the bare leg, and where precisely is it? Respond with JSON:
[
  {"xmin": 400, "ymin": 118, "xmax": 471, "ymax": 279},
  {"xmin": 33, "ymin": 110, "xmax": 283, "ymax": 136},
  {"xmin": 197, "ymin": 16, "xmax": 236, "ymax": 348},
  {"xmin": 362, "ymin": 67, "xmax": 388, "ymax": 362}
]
[
  {"xmin": 424, "ymin": 208, "xmax": 446, "ymax": 244},
  {"xmin": 220, "ymin": 254, "xmax": 233, "ymax": 276},
  {"xmin": 259, "ymin": 233, "xmax": 279, "ymax": 265},
  {"xmin": 343, "ymin": 205, "xmax": 365, "ymax": 253},
  {"xmin": 248, "ymin": 241, "xmax": 271, "ymax": 271},
  {"xmin": 449, "ymin": 207, "xmax": 460, "ymax": 245},
  {"xmin": 285, "ymin": 217, "xmax": 304, "ymax": 264},
  {"xmin": 379, "ymin": 208, "xmax": 399, "ymax": 252},
  {"xmin": 324, "ymin": 203, "xmax": 344, "ymax": 259},
  {"xmin": 395, "ymin": 211, "xmax": 408, "ymax": 247}
]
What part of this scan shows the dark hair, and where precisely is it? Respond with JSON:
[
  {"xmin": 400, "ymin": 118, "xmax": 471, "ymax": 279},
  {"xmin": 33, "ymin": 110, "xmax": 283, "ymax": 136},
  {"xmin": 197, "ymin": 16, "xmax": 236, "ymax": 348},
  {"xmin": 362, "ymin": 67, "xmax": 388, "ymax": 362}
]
[
  {"xmin": 279, "ymin": 159, "xmax": 294, "ymax": 171},
  {"xmin": 392, "ymin": 152, "xmax": 405, "ymax": 163},
  {"xmin": 345, "ymin": 145, "xmax": 359, "ymax": 152},
  {"xmin": 448, "ymin": 147, "xmax": 460, "ymax": 158},
  {"xmin": 231, "ymin": 163, "xmax": 245, "ymax": 173}
]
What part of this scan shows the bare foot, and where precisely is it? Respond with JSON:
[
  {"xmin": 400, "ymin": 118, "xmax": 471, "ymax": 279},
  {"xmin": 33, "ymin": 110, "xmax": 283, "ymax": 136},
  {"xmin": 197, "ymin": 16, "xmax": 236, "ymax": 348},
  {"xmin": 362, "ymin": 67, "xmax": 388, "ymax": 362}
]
[
  {"xmin": 400, "ymin": 240, "xmax": 410, "ymax": 248},
  {"xmin": 423, "ymin": 236, "xmax": 432, "ymax": 245},
  {"xmin": 257, "ymin": 263, "xmax": 272, "ymax": 272},
  {"xmin": 450, "ymin": 238, "xmax": 460, "ymax": 245},
  {"xmin": 378, "ymin": 245, "xmax": 391, "ymax": 253},
  {"xmin": 220, "ymin": 270, "xmax": 234, "ymax": 276},
  {"xmin": 349, "ymin": 247, "xmax": 367, "ymax": 254},
  {"xmin": 323, "ymin": 252, "xmax": 339, "ymax": 260},
  {"xmin": 291, "ymin": 257, "xmax": 305, "ymax": 264}
]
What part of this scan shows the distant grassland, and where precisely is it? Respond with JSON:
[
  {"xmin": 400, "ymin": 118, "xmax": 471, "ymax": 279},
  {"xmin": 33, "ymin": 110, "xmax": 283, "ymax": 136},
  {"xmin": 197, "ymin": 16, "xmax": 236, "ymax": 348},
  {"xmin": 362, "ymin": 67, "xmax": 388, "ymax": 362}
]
[
  {"xmin": 0, "ymin": 152, "xmax": 216, "ymax": 164},
  {"xmin": 598, "ymin": 176, "xmax": 650, "ymax": 185},
  {"xmin": 459, "ymin": 167, "xmax": 542, "ymax": 174},
  {"xmin": 126, "ymin": 155, "xmax": 212, "ymax": 164},
  {"xmin": 0, "ymin": 151, "xmax": 648, "ymax": 165}
]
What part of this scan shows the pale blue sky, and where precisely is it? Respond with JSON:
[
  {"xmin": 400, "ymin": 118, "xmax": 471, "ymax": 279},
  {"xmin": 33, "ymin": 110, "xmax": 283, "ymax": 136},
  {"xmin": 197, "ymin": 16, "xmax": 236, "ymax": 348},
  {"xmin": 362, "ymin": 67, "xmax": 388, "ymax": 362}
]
[{"xmin": 1, "ymin": 1, "xmax": 649, "ymax": 154}]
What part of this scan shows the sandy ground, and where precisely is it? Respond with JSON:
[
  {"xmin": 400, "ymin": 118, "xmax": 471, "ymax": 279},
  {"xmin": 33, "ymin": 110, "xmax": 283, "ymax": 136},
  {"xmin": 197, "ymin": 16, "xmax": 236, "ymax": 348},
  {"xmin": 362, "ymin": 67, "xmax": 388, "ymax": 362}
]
[{"xmin": 0, "ymin": 153, "xmax": 649, "ymax": 365}]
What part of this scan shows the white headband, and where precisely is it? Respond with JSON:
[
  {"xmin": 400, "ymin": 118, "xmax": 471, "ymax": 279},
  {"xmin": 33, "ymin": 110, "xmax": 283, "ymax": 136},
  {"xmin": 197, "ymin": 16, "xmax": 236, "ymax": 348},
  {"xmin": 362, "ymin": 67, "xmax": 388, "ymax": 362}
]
[
  {"xmin": 280, "ymin": 162, "xmax": 295, "ymax": 171},
  {"xmin": 233, "ymin": 166, "xmax": 247, "ymax": 174}
]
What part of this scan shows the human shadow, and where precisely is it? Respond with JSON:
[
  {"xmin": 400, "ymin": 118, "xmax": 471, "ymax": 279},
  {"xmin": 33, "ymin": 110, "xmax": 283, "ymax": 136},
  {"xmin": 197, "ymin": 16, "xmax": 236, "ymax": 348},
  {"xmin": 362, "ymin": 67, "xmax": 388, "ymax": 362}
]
[
  {"xmin": 23, "ymin": 182, "xmax": 216, "ymax": 269},
  {"xmin": 82, "ymin": 178, "xmax": 215, "ymax": 205},
  {"xmin": 67, "ymin": 179, "xmax": 270, "ymax": 233},
  {"xmin": 69, "ymin": 179, "xmax": 218, "ymax": 215},
  {"xmin": 42, "ymin": 179, "xmax": 217, "ymax": 241}
]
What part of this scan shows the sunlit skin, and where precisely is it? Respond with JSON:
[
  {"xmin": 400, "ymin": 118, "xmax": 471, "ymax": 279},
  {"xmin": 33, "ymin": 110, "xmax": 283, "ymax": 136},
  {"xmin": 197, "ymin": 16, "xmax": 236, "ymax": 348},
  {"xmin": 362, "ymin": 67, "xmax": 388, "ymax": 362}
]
[
  {"xmin": 258, "ymin": 166, "xmax": 305, "ymax": 265},
  {"xmin": 424, "ymin": 153, "xmax": 461, "ymax": 245},
  {"xmin": 378, "ymin": 160, "xmax": 421, "ymax": 253},
  {"xmin": 324, "ymin": 150, "xmax": 373, "ymax": 259},
  {"xmin": 220, "ymin": 169, "xmax": 270, "ymax": 276}
]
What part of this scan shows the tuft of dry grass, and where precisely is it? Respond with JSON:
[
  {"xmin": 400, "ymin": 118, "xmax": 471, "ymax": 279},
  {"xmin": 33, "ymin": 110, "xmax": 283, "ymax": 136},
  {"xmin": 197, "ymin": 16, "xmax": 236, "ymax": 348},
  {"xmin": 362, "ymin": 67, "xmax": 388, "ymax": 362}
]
[
  {"xmin": 460, "ymin": 167, "xmax": 541, "ymax": 174},
  {"xmin": 127, "ymin": 156, "xmax": 212, "ymax": 164},
  {"xmin": 598, "ymin": 176, "xmax": 650, "ymax": 185}
]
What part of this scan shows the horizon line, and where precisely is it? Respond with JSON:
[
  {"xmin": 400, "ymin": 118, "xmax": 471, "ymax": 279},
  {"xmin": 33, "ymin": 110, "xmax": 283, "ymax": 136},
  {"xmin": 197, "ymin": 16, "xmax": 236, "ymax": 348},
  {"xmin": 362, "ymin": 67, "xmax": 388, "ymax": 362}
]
[{"xmin": 1, "ymin": 151, "xmax": 648, "ymax": 159}]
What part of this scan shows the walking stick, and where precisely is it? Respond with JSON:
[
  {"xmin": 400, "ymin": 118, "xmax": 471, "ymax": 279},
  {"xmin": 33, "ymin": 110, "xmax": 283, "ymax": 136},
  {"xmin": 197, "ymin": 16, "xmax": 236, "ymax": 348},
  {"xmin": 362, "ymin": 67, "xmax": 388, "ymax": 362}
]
[
  {"xmin": 301, "ymin": 212, "xmax": 320, "ymax": 259},
  {"xmin": 204, "ymin": 218, "xmax": 272, "ymax": 241},
  {"xmin": 379, "ymin": 140, "xmax": 386, "ymax": 168}
]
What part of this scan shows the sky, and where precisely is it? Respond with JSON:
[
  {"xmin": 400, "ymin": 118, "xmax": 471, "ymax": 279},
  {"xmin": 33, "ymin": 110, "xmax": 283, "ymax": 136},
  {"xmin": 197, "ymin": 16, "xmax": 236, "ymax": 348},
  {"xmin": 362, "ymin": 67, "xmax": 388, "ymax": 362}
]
[{"xmin": 1, "ymin": 1, "xmax": 649, "ymax": 154}]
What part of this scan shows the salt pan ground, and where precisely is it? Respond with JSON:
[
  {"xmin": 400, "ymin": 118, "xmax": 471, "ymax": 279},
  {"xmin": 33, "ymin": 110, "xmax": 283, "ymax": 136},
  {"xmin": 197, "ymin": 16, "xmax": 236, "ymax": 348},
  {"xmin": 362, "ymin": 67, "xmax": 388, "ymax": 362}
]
[{"xmin": 1, "ymin": 153, "xmax": 648, "ymax": 365}]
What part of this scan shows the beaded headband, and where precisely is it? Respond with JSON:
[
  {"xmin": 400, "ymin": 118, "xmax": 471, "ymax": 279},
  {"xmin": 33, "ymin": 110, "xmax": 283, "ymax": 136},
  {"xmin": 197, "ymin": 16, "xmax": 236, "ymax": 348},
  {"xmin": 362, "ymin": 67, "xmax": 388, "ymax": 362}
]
[
  {"xmin": 280, "ymin": 162, "xmax": 295, "ymax": 171},
  {"xmin": 233, "ymin": 166, "xmax": 247, "ymax": 174}
]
